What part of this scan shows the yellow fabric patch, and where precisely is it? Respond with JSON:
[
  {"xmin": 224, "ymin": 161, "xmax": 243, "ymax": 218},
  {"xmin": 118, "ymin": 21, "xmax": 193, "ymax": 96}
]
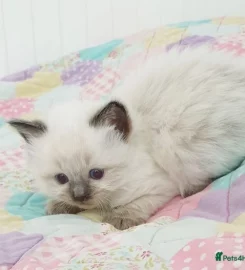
[
  {"xmin": 217, "ymin": 214, "xmax": 245, "ymax": 233},
  {"xmin": 20, "ymin": 112, "xmax": 41, "ymax": 121},
  {"xmin": 144, "ymin": 27, "xmax": 186, "ymax": 49},
  {"xmin": 0, "ymin": 209, "xmax": 23, "ymax": 233},
  {"xmin": 218, "ymin": 224, "xmax": 245, "ymax": 233},
  {"xmin": 213, "ymin": 17, "xmax": 245, "ymax": 25},
  {"xmin": 16, "ymin": 72, "xmax": 62, "ymax": 98},
  {"xmin": 78, "ymin": 209, "xmax": 103, "ymax": 223},
  {"xmin": 232, "ymin": 214, "xmax": 245, "ymax": 226}
]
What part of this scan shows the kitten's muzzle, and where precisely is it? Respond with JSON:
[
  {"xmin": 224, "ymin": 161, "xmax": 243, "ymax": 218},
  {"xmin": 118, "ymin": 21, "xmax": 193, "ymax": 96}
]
[
  {"xmin": 70, "ymin": 184, "xmax": 91, "ymax": 203},
  {"xmin": 71, "ymin": 193, "xmax": 91, "ymax": 202}
]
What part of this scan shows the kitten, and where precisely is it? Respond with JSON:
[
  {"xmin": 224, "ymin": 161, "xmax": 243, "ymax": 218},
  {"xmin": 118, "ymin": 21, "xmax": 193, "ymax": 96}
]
[{"xmin": 9, "ymin": 47, "xmax": 245, "ymax": 230}]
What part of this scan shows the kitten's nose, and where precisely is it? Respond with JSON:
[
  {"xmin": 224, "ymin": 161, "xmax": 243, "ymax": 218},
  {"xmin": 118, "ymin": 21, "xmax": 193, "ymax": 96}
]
[
  {"xmin": 70, "ymin": 185, "xmax": 90, "ymax": 202},
  {"xmin": 72, "ymin": 193, "xmax": 87, "ymax": 202}
]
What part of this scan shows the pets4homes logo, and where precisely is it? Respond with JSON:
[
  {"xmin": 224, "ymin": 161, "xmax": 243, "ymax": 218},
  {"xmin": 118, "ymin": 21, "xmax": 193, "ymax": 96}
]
[{"xmin": 215, "ymin": 251, "xmax": 245, "ymax": 262}]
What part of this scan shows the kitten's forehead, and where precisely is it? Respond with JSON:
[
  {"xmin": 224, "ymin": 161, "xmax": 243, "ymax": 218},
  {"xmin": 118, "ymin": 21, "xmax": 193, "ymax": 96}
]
[
  {"xmin": 32, "ymin": 100, "xmax": 129, "ymax": 172},
  {"xmin": 45, "ymin": 100, "xmax": 117, "ymax": 144},
  {"xmin": 46, "ymin": 101, "xmax": 84, "ymax": 131},
  {"xmin": 46, "ymin": 100, "xmax": 102, "ymax": 128},
  {"xmin": 37, "ymin": 103, "xmax": 94, "ymax": 159}
]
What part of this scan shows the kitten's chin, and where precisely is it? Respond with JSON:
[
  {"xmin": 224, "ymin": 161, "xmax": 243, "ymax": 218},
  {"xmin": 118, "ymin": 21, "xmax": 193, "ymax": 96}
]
[
  {"xmin": 76, "ymin": 203, "xmax": 97, "ymax": 210},
  {"xmin": 58, "ymin": 195, "xmax": 99, "ymax": 210},
  {"xmin": 68, "ymin": 199, "xmax": 97, "ymax": 210}
]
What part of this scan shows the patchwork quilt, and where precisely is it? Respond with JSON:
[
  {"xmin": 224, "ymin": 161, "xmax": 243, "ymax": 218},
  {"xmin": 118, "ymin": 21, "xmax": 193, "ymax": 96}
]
[{"xmin": 1, "ymin": 17, "xmax": 245, "ymax": 270}]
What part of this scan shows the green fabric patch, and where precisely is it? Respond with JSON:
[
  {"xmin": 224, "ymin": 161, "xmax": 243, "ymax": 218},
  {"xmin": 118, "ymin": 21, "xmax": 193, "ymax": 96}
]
[
  {"xmin": 6, "ymin": 192, "xmax": 47, "ymax": 220},
  {"xmin": 79, "ymin": 39, "xmax": 123, "ymax": 60},
  {"xmin": 169, "ymin": 19, "xmax": 211, "ymax": 28}
]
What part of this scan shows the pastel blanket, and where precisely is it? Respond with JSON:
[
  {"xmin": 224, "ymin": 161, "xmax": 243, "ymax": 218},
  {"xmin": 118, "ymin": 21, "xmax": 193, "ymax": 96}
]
[{"xmin": 1, "ymin": 17, "xmax": 245, "ymax": 270}]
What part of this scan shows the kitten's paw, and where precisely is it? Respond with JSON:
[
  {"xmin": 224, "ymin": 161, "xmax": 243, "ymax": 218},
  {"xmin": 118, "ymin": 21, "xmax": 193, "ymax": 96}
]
[
  {"xmin": 102, "ymin": 214, "xmax": 145, "ymax": 230},
  {"xmin": 46, "ymin": 200, "xmax": 82, "ymax": 215}
]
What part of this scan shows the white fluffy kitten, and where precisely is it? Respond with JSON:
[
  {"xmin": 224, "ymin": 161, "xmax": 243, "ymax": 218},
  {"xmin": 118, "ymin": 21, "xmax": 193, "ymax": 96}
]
[{"xmin": 9, "ymin": 47, "xmax": 245, "ymax": 230}]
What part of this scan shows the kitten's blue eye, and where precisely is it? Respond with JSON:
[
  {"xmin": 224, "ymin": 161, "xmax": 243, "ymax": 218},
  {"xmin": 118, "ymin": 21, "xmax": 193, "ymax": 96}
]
[
  {"xmin": 55, "ymin": 173, "xmax": 69, "ymax": 184},
  {"xmin": 89, "ymin": 169, "xmax": 104, "ymax": 180}
]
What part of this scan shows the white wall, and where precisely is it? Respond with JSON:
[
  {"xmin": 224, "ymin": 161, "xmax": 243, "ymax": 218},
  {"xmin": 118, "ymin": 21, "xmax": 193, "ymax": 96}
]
[{"xmin": 0, "ymin": 0, "xmax": 245, "ymax": 78}]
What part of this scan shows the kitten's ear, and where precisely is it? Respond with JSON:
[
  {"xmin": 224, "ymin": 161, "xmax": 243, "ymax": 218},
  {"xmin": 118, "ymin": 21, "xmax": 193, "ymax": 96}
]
[
  {"xmin": 90, "ymin": 101, "xmax": 131, "ymax": 140},
  {"xmin": 8, "ymin": 119, "xmax": 47, "ymax": 143}
]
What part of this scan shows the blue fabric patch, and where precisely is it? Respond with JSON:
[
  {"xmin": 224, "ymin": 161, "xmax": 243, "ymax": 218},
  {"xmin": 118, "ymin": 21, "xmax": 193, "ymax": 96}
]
[
  {"xmin": 79, "ymin": 39, "xmax": 123, "ymax": 60},
  {"xmin": 0, "ymin": 82, "xmax": 16, "ymax": 99},
  {"xmin": 0, "ymin": 118, "xmax": 4, "ymax": 127},
  {"xmin": 211, "ymin": 164, "xmax": 245, "ymax": 190},
  {"xmin": 0, "ymin": 125, "xmax": 22, "ymax": 151},
  {"xmin": 187, "ymin": 24, "xmax": 225, "ymax": 37},
  {"xmin": 211, "ymin": 174, "xmax": 232, "ymax": 190},
  {"xmin": 6, "ymin": 192, "xmax": 47, "ymax": 220},
  {"xmin": 218, "ymin": 25, "xmax": 242, "ymax": 35}
]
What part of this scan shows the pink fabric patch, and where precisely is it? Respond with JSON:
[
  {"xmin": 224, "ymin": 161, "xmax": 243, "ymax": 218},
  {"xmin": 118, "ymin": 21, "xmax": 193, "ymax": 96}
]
[
  {"xmin": 171, "ymin": 232, "xmax": 245, "ymax": 269},
  {"xmin": 0, "ymin": 98, "xmax": 34, "ymax": 120},
  {"xmin": 13, "ymin": 233, "xmax": 122, "ymax": 270},
  {"xmin": 213, "ymin": 34, "xmax": 245, "ymax": 56},
  {"xmin": 82, "ymin": 68, "xmax": 120, "ymax": 100},
  {"xmin": 0, "ymin": 147, "xmax": 24, "ymax": 170},
  {"xmin": 149, "ymin": 186, "xmax": 211, "ymax": 222}
]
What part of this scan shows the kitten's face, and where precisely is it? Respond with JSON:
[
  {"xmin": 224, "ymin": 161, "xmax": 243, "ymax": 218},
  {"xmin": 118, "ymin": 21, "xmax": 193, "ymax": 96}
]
[{"xmin": 9, "ymin": 100, "xmax": 132, "ymax": 210}]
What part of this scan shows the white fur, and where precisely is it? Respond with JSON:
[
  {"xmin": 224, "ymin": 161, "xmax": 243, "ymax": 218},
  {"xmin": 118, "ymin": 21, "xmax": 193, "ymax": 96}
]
[{"xmin": 27, "ymin": 47, "xmax": 245, "ymax": 225}]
